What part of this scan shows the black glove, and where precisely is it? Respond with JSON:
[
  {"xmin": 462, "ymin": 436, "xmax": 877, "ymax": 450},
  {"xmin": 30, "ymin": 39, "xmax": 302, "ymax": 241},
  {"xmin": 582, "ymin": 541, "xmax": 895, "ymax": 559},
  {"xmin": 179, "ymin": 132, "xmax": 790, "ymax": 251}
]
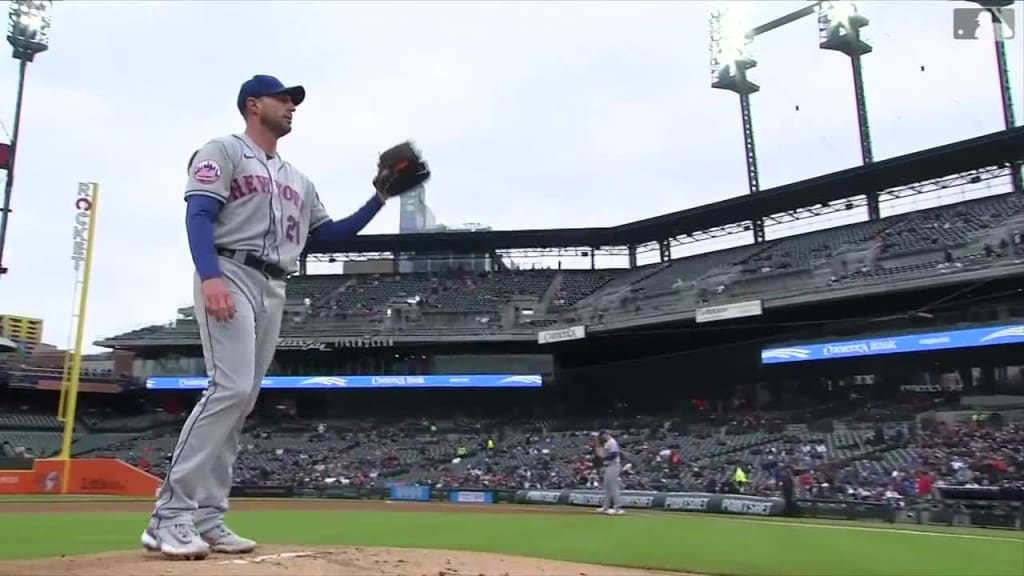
[{"xmin": 373, "ymin": 141, "xmax": 431, "ymax": 198}]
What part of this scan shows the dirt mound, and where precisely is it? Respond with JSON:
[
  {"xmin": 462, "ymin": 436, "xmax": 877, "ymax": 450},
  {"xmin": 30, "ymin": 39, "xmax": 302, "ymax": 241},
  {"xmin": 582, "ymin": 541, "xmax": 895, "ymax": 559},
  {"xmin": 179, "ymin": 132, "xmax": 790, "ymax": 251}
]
[{"xmin": 0, "ymin": 545, "xmax": 694, "ymax": 576}]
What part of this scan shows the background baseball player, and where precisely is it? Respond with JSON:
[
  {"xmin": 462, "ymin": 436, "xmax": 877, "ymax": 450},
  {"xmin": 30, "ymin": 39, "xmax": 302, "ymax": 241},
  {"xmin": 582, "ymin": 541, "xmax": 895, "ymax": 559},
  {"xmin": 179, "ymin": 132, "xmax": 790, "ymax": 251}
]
[
  {"xmin": 141, "ymin": 74, "xmax": 429, "ymax": 560},
  {"xmin": 595, "ymin": 431, "xmax": 624, "ymax": 515}
]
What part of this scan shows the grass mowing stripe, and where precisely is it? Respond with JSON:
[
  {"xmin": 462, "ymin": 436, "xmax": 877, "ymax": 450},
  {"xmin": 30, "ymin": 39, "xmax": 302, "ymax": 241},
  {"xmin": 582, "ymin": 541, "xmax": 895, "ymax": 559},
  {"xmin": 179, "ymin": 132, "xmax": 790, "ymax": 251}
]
[
  {"xmin": 736, "ymin": 517, "xmax": 1023, "ymax": 542},
  {"xmin": 629, "ymin": 511, "xmax": 1024, "ymax": 542},
  {"xmin": 0, "ymin": 495, "xmax": 145, "ymax": 503},
  {"xmin": 0, "ymin": 509, "xmax": 1020, "ymax": 576},
  {"xmin": 0, "ymin": 496, "xmax": 1019, "ymax": 541}
]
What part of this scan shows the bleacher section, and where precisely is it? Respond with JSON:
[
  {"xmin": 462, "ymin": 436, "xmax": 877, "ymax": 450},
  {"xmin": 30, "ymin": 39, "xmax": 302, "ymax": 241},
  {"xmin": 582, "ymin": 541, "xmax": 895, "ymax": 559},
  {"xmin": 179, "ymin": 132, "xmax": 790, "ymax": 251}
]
[
  {"xmin": 0, "ymin": 431, "xmax": 65, "ymax": 457},
  {"xmin": 0, "ymin": 412, "xmax": 62, "ymax": 430},
  {"xmin": 550, "ymin": 270, "xmax": 619, "ymax": 309},
  {"xmin": 94, "ymin": 191, "xmax": 1024, "ymax": 345},
  {"xmin": 27, "ymin": 408, "xmax": 1011, "ymax": 498},
  {"xmin": 312, "ymin": 270, "xmax": 559, "ymax": 315},
  {"xmin": 2, "ymin": 399, "xmax": 1019, "ymax": 501},
  {"xmin": 287, "ymin": 274, "xmax": 349, "ymax": 302},
  {"xmin": 631, "ymin": 244, "xmax": 768, "ymax": 295}
]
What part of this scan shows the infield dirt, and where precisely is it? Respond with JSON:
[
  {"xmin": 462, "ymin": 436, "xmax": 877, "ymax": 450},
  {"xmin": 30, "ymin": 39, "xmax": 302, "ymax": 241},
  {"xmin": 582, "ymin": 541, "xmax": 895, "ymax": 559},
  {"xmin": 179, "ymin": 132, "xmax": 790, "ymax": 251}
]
[{"xmin": 0, "ymin": 499, "xmax": 698, "ymax": 576}]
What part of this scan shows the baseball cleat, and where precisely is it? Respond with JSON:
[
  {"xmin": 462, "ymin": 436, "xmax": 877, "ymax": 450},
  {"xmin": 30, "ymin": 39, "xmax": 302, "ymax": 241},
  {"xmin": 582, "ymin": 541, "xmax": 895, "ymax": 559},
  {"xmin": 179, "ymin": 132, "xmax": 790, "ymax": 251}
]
[
  {"xmin": 141, "ymin": 523, "xmax": 211, "ymax": 560},
  {"xmin": 604, "ymin": 508, "xmax": 625, "ymax": 515},
  {"xmin": 200, "ymin": 523, "xmax": 257, "ymax": 554}
]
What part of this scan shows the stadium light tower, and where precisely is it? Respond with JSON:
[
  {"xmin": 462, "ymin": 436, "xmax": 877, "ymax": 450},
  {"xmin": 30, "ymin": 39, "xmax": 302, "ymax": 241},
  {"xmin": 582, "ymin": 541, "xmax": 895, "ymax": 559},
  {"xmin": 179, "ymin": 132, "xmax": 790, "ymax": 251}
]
[
  {"xmin": 709, "ymin": 4, "xmax": 766, "ymax": 244},
  {"xmin": 817, "ymin": 1, "xmax": 880, "ymax": 221},
  {"xmin": 0, "ymin": 0, "xmax": 52, "ymax": 278},
  {"xmin": 969, "ymin": 0, "xmax": 1022, "ymax": 194}
]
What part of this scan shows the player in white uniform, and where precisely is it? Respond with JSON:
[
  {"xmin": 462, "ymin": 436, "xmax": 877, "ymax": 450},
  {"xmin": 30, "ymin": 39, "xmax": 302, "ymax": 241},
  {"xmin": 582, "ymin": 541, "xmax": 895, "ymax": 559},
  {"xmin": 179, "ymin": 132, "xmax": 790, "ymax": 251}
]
[
  {"xmin": 141, "ymin": 75, "xmax": 389, "ymax": 560},
  {"xmin": 596, "ymin": 431, "xmax": 624, "ymax": 515}
]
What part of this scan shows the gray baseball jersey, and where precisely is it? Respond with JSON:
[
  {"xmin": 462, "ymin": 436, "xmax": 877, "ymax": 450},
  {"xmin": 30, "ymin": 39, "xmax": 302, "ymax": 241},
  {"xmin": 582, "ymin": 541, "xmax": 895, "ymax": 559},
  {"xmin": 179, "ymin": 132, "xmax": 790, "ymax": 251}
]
[
  {"xmin": 150, "ymin": 132, "xmax": 332, "ymax": 534},
  {"xmin": 184, "ymin": 133, "xmax": 330, "ymax": 274},
  {"xmin": 602, "ymin": 437, "xmax": 622, "ymax": 512}
]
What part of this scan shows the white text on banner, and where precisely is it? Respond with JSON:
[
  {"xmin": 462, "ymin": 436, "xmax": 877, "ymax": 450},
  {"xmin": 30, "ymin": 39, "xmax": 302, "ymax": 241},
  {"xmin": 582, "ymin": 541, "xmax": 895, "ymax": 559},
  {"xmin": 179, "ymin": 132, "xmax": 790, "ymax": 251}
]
[
  {"xmin": 537, "ymin": 325, "xmax": 586, "ymax": 344},
  {"xmin": 695, "ymin": 300, "xmax": 763, "ymax": 324}
]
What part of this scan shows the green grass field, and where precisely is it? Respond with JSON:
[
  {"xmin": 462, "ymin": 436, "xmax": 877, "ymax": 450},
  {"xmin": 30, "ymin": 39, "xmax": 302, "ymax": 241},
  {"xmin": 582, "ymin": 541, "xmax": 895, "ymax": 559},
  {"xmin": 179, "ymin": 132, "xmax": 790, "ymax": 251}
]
[
  {"xmin": 0, "ymin": 502, "xmax": 1021, "ymax": 576},
  {"xmin": 0, "ymin": 494, "xmax": 146, "ymax": 503}
]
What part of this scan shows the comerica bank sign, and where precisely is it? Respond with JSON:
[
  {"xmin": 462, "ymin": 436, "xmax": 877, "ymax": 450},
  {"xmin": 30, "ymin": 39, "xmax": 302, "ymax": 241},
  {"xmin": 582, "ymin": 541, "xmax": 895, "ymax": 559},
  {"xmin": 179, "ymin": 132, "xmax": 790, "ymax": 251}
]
[{"xmin": 761, "ymin": 324, "xmax": 1024, "ymax": 365}]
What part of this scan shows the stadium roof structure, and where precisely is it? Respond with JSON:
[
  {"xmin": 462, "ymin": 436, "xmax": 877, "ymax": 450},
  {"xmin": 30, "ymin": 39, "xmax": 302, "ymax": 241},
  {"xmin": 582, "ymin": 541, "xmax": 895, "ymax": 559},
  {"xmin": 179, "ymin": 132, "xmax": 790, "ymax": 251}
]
[{"xmin": 304, "ymin": 126, "xmax": 1024, "ymax": 260}]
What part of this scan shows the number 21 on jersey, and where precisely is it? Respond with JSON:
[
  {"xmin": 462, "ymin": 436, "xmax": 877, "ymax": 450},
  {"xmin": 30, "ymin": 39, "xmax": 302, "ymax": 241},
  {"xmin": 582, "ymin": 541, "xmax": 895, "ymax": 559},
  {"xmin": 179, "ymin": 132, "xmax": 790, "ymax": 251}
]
[{"xmin": 285, "ymin": 215, "xmax": 299, "ymax": 245}]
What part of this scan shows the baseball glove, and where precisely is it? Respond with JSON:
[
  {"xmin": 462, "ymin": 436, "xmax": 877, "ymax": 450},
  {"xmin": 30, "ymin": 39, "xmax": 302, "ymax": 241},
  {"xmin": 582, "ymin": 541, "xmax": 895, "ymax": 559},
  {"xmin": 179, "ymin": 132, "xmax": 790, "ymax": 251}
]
[{"xmin": 373, "ymin": 141, "xmax": 431, "ymax": 198}]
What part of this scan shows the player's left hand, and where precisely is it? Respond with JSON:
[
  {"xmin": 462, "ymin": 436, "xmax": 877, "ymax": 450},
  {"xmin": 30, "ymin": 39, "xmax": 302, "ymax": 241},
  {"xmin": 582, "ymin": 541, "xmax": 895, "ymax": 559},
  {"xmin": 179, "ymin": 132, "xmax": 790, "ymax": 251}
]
[{"xmin": 373, "ymin": 141, "xmax": 431, "ymax": 200}]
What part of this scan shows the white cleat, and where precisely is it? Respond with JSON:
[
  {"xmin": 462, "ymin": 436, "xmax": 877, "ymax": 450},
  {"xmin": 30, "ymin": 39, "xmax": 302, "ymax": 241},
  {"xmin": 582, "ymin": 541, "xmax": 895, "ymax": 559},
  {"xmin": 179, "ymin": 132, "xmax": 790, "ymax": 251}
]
[
  {"xmin": 596, "ymin": 507, "xmax": 608, "ymax": 513},
  {"xmin": 141, "ymin": 523, "xmax": 211, "ymax": 560},
  {"xmin": 604, "ymin": 508, "xmax": 625, "ymax": 515},
  {"xmin": 200, "ymin": 523, "xmax": 258, "ymax": 554}
]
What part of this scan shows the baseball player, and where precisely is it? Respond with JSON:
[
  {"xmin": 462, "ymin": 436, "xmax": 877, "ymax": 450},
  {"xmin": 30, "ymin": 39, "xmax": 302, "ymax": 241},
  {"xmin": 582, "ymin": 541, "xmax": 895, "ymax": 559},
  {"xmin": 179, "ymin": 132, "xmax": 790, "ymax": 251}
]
[
  {"xmin": 595, "ymin": 431, "xmax": 624, "ymax": 515},
  {"xmin": 141, "ymin": 74, "xmax": 429, "ymax": 560}
]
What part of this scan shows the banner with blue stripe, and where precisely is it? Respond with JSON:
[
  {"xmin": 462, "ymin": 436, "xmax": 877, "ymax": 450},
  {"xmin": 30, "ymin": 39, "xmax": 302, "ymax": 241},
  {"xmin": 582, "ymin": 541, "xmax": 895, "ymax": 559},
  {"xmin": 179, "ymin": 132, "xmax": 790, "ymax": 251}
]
[
  {"xmin": 146, "ymin": 374, "xmax": 543, "ymax": 390},
  {"xmin": 761, "ymin": 324, "xmax": 1024, "ymax": 365}
]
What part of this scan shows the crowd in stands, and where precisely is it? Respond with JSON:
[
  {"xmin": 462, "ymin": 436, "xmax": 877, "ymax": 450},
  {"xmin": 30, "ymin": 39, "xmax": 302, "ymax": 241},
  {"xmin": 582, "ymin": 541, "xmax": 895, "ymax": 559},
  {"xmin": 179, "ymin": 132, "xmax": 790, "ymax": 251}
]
[{"xmin": 3, "ymin": 396, "xmax": 1021, "ymax": 504}]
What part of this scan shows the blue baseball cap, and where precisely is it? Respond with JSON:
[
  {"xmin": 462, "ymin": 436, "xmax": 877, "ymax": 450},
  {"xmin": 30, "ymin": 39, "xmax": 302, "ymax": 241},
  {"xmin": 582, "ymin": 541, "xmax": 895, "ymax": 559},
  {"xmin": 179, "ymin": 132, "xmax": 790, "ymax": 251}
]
[{"xmin": 236, "ymin": 75, "xmax": 306, "ymax": 114}]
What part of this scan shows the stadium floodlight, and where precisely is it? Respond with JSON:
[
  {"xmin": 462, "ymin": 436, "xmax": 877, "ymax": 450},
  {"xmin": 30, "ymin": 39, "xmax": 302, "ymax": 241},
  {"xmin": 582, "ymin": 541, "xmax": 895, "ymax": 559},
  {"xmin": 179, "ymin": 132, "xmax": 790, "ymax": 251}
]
[
  {"xmin": 817, "ymin": 1, "xmax": 878, "ymax": 220},
  {"xmin": 968, "ymin": 0, "xmax": 1021, "ymax": 194},
  {"xmin": 708, "ymin": 2, "xmax": 763, "ymax": 244},
  {"xmin": 817, "ymin": 1, "xmax": 871, "ymax": 55},
  {"xmin": 0, "ymin": 0, "xmax": 53, "ymax": 278},
  {"xmin": 709, "ymin": 4, "xmax": 758, "ymax": 94},
  {"xmin": 7, "ymin": 0, "xmax": 50, "ymax": 61}
]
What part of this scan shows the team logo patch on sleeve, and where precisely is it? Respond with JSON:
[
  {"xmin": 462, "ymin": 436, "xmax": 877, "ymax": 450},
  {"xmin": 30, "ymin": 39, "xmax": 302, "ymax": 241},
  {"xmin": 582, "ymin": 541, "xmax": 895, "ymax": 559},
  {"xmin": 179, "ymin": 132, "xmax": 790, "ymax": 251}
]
[{"xmin": 193, "ymin": 160, "xmax": 222, "ymax": 185}]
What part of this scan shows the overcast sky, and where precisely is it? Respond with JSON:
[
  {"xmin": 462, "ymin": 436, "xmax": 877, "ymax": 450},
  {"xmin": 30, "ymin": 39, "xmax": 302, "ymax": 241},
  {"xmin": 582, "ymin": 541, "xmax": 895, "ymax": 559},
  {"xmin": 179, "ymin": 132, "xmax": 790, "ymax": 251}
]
[{"xmin": 0, "ymin": 0, "xmax": 1020, "ymax": 352}]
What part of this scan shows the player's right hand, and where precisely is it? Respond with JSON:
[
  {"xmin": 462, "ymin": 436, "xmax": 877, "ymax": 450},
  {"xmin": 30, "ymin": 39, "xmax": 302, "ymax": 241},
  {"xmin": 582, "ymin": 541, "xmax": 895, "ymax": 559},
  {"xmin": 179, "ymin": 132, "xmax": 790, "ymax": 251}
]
[{"xmin": 201, "ymin": 278, "xmax": 235, "ymax": 322}]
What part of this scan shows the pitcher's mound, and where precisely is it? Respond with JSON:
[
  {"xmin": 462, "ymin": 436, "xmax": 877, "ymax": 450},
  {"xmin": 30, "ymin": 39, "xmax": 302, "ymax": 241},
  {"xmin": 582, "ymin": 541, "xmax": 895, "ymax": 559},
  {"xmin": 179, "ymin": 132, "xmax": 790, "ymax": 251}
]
[{"xmin": 0, "ymin": 545, "xmax": 697, "ymax": 576}]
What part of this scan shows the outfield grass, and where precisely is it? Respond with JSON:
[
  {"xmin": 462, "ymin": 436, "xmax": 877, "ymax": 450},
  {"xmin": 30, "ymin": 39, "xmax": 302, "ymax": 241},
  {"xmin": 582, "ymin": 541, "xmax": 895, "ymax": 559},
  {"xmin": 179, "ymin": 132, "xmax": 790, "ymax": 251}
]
[
  {"xmin": 0, "ymin": 507, "xmax": 1020, "ymax": 576},
  {"xmin": 0, "ymin": 494, "xmax": 146, "ymax": 503}
]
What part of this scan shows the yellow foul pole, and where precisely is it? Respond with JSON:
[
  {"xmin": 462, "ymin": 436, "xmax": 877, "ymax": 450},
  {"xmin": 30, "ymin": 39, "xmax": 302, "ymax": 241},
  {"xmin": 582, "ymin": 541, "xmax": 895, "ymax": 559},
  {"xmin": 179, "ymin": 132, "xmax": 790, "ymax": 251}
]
[{"xmin": 58, "ymin": 182, "xmax": 99, "ymax": 494}]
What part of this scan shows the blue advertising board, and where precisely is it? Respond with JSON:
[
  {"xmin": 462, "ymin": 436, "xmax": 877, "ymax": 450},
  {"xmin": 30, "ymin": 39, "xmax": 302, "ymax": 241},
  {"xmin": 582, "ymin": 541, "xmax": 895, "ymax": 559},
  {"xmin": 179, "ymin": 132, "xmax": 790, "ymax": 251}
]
[
  {"xmin": 146, "ymin": 374, "xmax": 543, "ymax": 390},
  {"xmin": 449, "ymin": 490, "xmax": 494, "ymax": 504},
  {"xmin": 390, "ymin": 484, "xmax": 431, "ymax": 501},
  {"xmin": 761, "ymin": 324, "xmax": 1024, "ymax": 365}
]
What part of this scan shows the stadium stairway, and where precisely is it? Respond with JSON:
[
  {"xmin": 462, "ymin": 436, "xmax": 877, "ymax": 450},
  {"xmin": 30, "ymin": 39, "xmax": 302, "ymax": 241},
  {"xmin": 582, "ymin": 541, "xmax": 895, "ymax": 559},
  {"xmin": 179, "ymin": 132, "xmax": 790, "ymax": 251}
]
[
  {"xmin": 630, "ymin": 243, "xmax": 773, "ymax": 300},
  {"xmin": 702, "ymin": 431, "xmax": 785, "ymax": 462},
  {"xmin": 69, "ymin": 432, "xmax": 147, "ymax": 457},
  {"xmin": 538, "ymin": 272, "xmax": 563, "ymax": 312},
  {"xmin": 314, "ymin": 277, "xmax": 359, "ymax": 309},
  {"xmin": 573, "ymin": 263, "xmax": 665, "ymax": 308}
]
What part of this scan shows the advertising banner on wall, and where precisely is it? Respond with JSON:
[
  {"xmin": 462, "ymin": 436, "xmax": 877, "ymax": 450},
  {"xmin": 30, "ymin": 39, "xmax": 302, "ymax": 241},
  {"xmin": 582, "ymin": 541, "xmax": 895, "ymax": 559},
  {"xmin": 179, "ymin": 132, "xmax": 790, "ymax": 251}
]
[
  {"xmin": 695, "ymin": 300, "xmax": 763, "ymax": 324},
  {"xmin": 537, "ymin": 325, "xmax": 586, "ymax": 344}
]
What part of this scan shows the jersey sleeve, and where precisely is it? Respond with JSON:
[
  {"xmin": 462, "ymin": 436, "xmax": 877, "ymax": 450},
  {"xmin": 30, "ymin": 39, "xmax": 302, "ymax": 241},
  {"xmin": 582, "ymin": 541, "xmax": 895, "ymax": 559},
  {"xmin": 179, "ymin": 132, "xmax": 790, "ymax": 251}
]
[
  {"xmin": 307, "ymin": 182, "xmax": 331, "ymax": 232},
  {"xmin": 184, "ymin": 139, "xmax": 235, "ymax": 203}
]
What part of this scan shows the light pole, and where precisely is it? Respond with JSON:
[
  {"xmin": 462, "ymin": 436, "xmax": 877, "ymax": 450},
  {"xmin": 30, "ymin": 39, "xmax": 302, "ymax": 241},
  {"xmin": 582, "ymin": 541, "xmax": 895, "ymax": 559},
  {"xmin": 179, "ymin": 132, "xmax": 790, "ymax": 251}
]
[
  {"xmin": 0, "ymin": 0, "xmax": 52, "ymax": 278},
  {"xmin": 817, "ymin": 1, "xmax": 879, "ymax": 221},
  {"xmin": 709, "ymin": 5, "xmax": 765, "ymax": 244},
  {"xmin": 969, "ymin": 0, "xmax": 1021, "ymax": 194}
]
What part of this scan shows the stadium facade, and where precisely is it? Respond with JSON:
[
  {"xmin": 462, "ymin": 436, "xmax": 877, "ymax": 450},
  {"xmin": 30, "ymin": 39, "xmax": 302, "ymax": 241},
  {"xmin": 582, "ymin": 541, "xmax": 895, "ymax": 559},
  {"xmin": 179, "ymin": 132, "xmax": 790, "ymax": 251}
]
[{"xmin": 3, "ymin": 127, "xmax": 1020, "ymax": 407}]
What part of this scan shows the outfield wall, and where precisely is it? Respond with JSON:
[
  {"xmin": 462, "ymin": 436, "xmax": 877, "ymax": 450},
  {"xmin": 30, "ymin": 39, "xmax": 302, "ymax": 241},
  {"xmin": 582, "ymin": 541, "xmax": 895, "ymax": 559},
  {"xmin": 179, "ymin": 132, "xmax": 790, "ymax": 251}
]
[
  {"xmin": 513, "ymin": 488, "xmax": 787, "ymax": 516},
  {"xmin": 0, "ymin": 463, "xmax": 1018, "ymax": 531},
  {"xmin": 227, "ymin": 483, "xmax": 1023, "ymax": 530},
  {"xmin": 0, "ymin": 458, "xmax": 160, "ymax": 496}
]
